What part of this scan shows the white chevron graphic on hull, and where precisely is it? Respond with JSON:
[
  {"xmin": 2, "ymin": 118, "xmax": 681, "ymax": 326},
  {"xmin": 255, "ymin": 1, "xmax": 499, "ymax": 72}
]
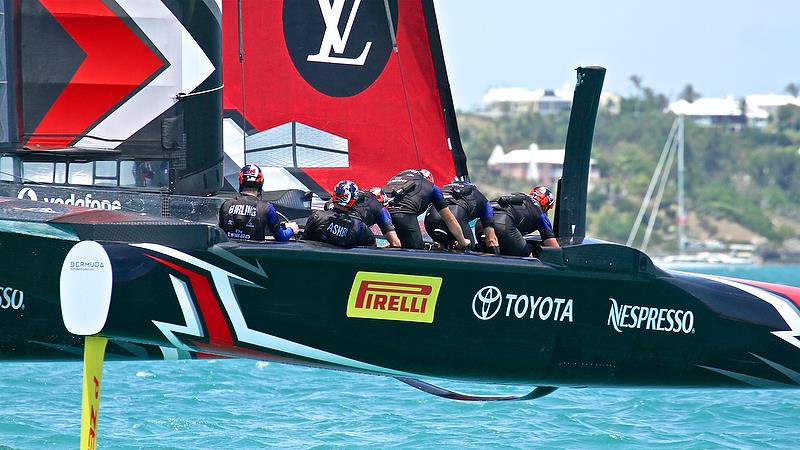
[{"xmin": 76, "ymin": 0, "xmax": 215, "ymax": 149}]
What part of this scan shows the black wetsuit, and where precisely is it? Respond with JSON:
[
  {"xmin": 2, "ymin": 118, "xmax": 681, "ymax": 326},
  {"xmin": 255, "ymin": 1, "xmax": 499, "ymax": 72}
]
[
  {"xmin": 476, "ymin": 193, "xmax": 554, "ymax": 257},
  {"xmin": 219, "ymin": 194, "xmax": 294, "ymax": 241},
  {"xmin": 423, "ymin": 181, "xmax": 494, "ymax": 246},
  {"xmin": 383, "ymin": 169, "xmax": 448, "ymax": 249},
  {"xmin": 304, "ymin": 209, "xmax": 376, "ymax": 248},
  {"xmin": 327, "ymin": 190, "xmax": 395, "ymax": 236}
]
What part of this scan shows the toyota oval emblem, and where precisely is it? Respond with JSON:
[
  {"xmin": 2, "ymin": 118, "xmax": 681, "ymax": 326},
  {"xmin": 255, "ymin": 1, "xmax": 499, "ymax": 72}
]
[{"xmin": 472, "ymin": 286, "xmax": 502, "ymax": 320}]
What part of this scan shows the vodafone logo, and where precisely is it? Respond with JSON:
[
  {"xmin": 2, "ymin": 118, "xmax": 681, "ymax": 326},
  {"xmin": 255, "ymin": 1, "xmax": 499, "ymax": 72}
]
[
  {"xmin": 17, "ymin": 188, "xmax": 38, "ymax": 201},
  {"xmin": 16, "ymin": 188, "xmax": 122, "ymax": 210}
]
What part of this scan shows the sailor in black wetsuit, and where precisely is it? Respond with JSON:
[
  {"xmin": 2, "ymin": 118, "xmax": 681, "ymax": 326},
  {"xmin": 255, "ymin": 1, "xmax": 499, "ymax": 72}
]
[
  {"xmin": 218, "ymin": 164, "xmax": 299, "ymax": 241},
  {"xmin": 353, "ymin": 187, "xmax": 402, "ymax": 247},
  {"xmin": 383, "ymin": 169, "xmax": 471, "ymax": 250},
  {"xmin": 325, "ymin": 187, "xmax": 400, "ymax": 247},
  {"xmin": 423, "ymin": 180, "xmax": 500, "ymax": 252},
  {"xmin": 476, "ymin": 185, "xmax": 559, "ymax": 257},
  {"xmin": 304, "ymin": 180, "xmax": 376, "ymax": 248}
]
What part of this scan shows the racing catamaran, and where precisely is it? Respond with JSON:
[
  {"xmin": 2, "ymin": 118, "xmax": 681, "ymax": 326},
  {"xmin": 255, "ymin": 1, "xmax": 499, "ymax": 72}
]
[{"xmin": 0, "ymin": 0, "xmax": 799, "ymax": 447}]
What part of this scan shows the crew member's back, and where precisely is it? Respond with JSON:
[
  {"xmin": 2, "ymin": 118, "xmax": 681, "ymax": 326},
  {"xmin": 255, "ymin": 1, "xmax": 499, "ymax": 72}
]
[
  {"xmin": 305, "ymin": 180, "xmax": 376, "ymax": 248},
  {"xmin": 383, "ymin": 169, "xmax": 470, "ymax": 250},
  {"xmin": 218, "ymin": 164, "xmax": 298, "ymax": 242}
]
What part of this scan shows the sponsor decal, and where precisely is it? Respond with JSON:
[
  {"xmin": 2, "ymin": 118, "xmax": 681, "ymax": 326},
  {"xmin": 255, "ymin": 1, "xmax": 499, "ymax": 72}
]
[
  {"xmin": 69, "ymin": 261, "xmax": 106, "ymax": 270},
  {"xmin": 228, "ymin": 204, "xmax": 257, "ymax": 217},
  {"xmin": 60, "ymin": 241, "xmax": 113, "ymax": 335},
  {"xmin": 283, "ymin": 0, "xmax": 398, "ymax": 97},
  {"xmin": 0, "ymin": 285, "xmax": 24, "ymax": 310},
  {"xmin": 17, "ymin": 188, "xmax": 122, "ymax": 210},
  {"xmin": 607, "ymin": 298, "xmax": 695, "ymax": 334},
  {"xmin": 347, "ymin": 272, "xmax": 442, "ymax": 323},
  {"xmin": 472, "ymin": 286, "xmax": 574, "ymax": 322},
  {"xmin": 326, "ymin": 221, "xmax": 348, "ymax": 237}
]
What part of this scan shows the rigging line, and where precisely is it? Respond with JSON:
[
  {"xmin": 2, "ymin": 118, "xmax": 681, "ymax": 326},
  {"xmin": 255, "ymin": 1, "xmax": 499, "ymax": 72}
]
[
  {"xmin": 676, "ymin": 116, "xmax": 687, "ymax": 253},
  {"xmin": 388, "ymin": 10, "xmax": 422, "ymax": 169},
  {"xmin": 238, "ymin": 0, "xmax": 248, "ymax": 162},
  {"xmin": 641, "ymin": 135, "xmax": 678, "ymax": 252},
  {"xmin": 21, "ymin": 134, "xmax": 132, "ymax": 144},
  {"xmin": 176, "ymin": 84, "xmax": 224, "ymax": 99},
  {"xmin": 397, "ymin": 61, "xmax": 422, "ymax": 168},
  {"xmin": 626, "ymin": 117, "xmax": 680, "ymax": 247},
  {"xmin": 383, "ymin": 0, "xmax": 397, "ymax": 50}
]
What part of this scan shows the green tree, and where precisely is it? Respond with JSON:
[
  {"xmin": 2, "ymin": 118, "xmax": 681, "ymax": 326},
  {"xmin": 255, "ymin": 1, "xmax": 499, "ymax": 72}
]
[
  {"xmin": 679, "ymin": 84, "xmax": 701, "ymax": 102},
  {"xmin": 786, "ymin": 82, "xmax": 799, "ymax": 97}
]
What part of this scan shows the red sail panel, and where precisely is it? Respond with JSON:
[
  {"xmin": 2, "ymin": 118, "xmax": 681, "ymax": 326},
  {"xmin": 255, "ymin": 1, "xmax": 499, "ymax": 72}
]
[{"xmin": 222, "ymin": 0, "xmax": 457, "ymax": 193}]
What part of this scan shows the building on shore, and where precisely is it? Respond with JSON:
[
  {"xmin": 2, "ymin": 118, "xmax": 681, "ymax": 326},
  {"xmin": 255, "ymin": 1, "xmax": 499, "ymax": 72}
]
[
  {"xmin": 487, "ymin": 143, "xmax": 599, "ymax": 190},
  {"xmin": 666, "ymin": 95, "xmax": 800, "ymax": 130},
  {"xmin": 478, "ymin": 86, "xmax": 621, "ymax": 117}
]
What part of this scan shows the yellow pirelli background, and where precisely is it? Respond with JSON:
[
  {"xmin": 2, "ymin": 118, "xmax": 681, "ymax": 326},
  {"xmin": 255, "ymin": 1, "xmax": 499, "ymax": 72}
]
[{"xmin": 347, "ymin": 272, "xmax": 443, "ymax": 323}]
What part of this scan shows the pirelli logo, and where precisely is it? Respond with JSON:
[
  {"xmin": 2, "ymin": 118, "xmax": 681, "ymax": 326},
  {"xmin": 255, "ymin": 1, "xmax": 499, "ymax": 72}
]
[{"xmin": 347, "ymin": 272, "xmax": 443, "ymax": 323}]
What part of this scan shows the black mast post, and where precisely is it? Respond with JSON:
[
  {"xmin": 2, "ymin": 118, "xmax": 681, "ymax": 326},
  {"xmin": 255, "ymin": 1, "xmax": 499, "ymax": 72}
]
[{"xmin": 555, "ymin": 66, "xmax": 605, "ymax": 244}]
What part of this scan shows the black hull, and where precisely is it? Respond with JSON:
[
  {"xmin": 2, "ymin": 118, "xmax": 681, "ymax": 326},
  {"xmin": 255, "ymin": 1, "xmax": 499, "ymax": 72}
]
[{"xmin": 5, "ymin": 198, "xmax": 800, "ymax": 388}]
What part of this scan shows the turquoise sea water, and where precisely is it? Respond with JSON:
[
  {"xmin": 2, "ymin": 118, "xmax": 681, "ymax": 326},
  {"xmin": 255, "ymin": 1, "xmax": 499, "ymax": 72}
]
[{"xmin": 1, "ymin": 265, "xmax": 799, "ymax": 449}]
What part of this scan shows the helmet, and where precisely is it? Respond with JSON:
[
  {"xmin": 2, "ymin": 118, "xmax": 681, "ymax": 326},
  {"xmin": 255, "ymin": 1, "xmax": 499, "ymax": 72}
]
[
  {"xmin": 529, "ymin": 185, "xmax": 555, "ymax": 212},
  {"xmin": 333, "ymin": 180, "xmax": 359, "ymax": 208},
  {"xmin": 419, "ymin": 168, "xmax": 434, "ymax": 184},
  {"xmin": 239, "ymin": 164, "xmax": 264, "ymax": 192},
  {"xmin": 369, "ymin": 187, "xmax": 389, "ymax": 206}
]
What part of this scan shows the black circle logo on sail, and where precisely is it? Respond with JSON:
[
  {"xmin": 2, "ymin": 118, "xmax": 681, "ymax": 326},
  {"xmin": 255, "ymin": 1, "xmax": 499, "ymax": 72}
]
[{"xmin": 283, "ymin": 0, "xmax": 398, "ymax": 97}]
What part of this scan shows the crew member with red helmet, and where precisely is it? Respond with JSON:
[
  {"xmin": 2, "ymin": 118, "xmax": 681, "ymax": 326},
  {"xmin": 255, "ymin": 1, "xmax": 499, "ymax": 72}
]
[
  {"xmin": 304, "ymin": 180, "xmax": 376, "ymax": 248},
  {"xmin": 218, "ymin": 164, "xmax": 299, "ymax": 241},
  {"xmin": 383, "ymin": 169, "xmax": 470, "ymax": 250},
  {"xmin": 476, "ymin": 185, "xmax": 559, "ymax": 257}
]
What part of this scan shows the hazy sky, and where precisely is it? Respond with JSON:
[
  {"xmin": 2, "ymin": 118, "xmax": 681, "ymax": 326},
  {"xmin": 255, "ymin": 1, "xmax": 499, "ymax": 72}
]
[{"xmin": 433, "ymin": 0, "xmax": 800, "ymax": 109}]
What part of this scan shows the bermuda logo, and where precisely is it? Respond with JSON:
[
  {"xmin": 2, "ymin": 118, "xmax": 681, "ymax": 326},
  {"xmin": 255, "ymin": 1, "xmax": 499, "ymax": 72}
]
[
  {"xmin": 607, "ymin": 298, "xmax": 695, "ymax": 334},
  {"xmin": 283, "ymin": 0, "xmax": 398, "ymax": 97},
  {"xmin": 472, "ymin": 286, "xmax": 574, "ymax": 322},
  {"xmin": 307, "ymin": 0, "xmax": 371, "ymax": 66},
  {"xmin": 347, "ymin": 272, "xmax": 441, "ymax": 323}
]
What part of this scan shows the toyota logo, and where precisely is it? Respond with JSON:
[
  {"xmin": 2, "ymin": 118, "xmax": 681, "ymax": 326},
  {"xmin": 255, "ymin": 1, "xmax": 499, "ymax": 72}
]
[{"xmin": 472, "ymin": 286, "xmax": 502, "ymax": 320}]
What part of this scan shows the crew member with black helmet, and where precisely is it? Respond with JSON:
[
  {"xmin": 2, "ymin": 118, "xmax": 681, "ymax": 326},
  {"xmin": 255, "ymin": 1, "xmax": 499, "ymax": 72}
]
[
  {"xmin": 353, "ymin": 187, "xmax": 402, "ymax": 247},
  {"xmin": 305, "ymin": 180, "xmax": 376, "ymax": 248},
  {"xmin": 423, "ymin": 179, "xmax": 499, "ymax": 252},
  {"xmin": 219, "ymin": 164, "xmax": 299, "ymax": 241},
  {"xmin": 476, "ymin": 185, "xmax": 559, "ymax": 257},
  {"xmin": 383, "ymin": 169, "xmax": 471, "ymax": 250}
]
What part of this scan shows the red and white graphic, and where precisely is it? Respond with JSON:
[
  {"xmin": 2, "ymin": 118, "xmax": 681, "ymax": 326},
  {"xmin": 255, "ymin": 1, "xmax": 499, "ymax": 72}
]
[
  {"xmin": 134, "ymin": 243, "xmax": 408, "ymax": 375},
  {"xmin": 27, "ymin": 0, "xmax": 214, "ymax": 149}
]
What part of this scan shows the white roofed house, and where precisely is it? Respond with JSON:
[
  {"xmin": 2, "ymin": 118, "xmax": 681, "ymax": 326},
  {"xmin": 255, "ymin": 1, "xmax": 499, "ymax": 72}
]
[
  {"xmin": 487, "ymin": 143, "xmax": 599, "ymax": 191},
  {"xmin": 667, "ymin": 95, "xmax": 800, "ymax": 130},
  {"xmin": 479, "ymin": 86, "xmax": 621, "ymax": 117},
  {"xmin": 744, "ymin": 94, "xmax": 800, "ymax": 128},
  {"xmin": 480, "ymin": 87, "xmax": 572, "ymax": 117},
  {"xmin": 666, "ymin": 97, "xmax": 747, "ymax": 131}
]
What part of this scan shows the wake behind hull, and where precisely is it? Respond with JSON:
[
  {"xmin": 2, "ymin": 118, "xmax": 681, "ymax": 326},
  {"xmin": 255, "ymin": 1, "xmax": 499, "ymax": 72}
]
[{"xmin": 5, "ymin": 198, "xmax": 800, "ymax": 388}]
